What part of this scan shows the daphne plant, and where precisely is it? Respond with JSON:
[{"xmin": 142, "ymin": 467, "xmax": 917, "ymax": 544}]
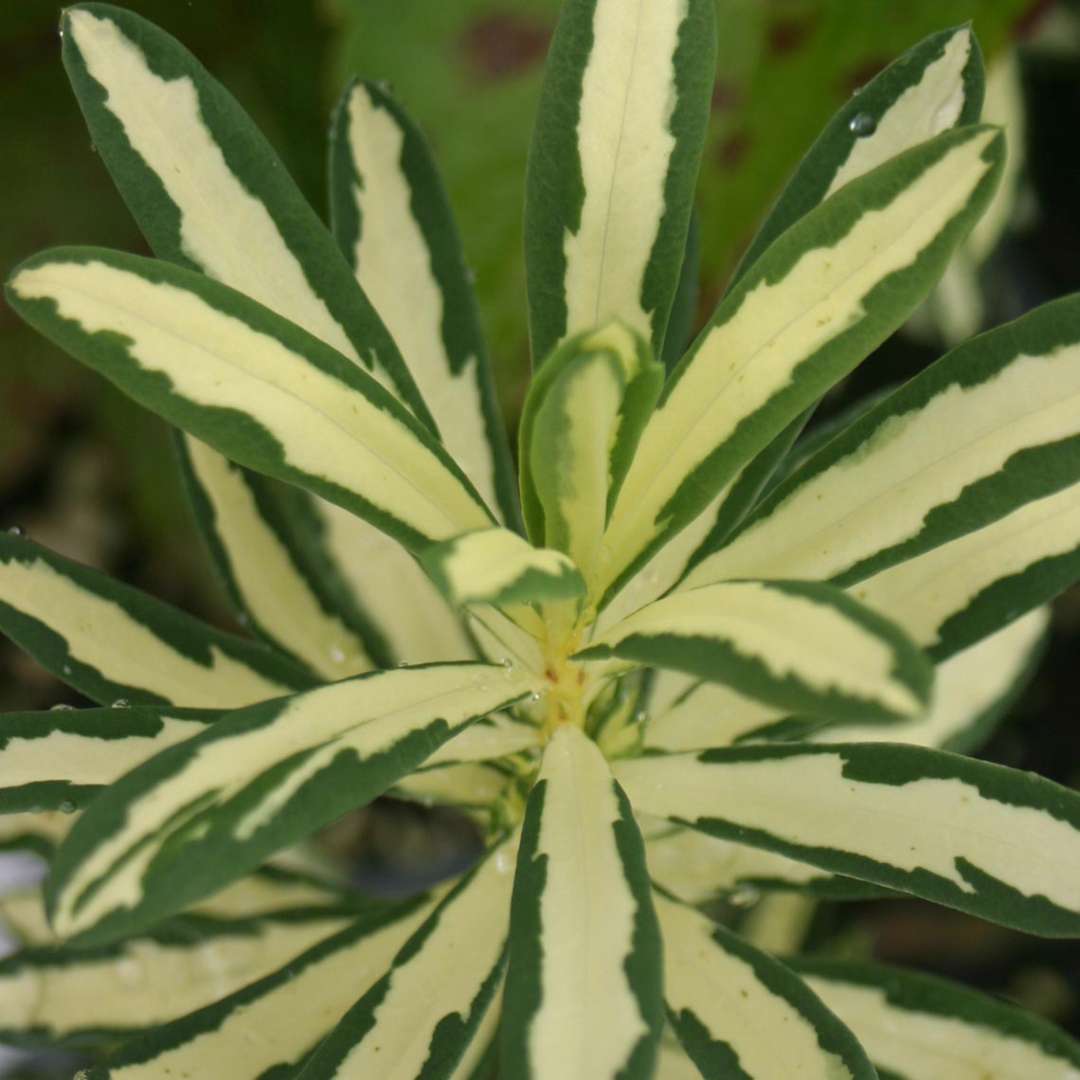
[{"xmin": 2, "ymin": 1, "xmax": 1080, "ymax": 1077}]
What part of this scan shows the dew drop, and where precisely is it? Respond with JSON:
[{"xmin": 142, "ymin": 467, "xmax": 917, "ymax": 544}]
[
  {"xmin": 730, "ymin": 885, "xmax": 760, "ymax": 908},
  {"xmin": 111, "ymin": 698, "xmax": 131, "ymax": 709},
  {"xmin": 59, "ymin": 800, "xmax": 76, "ymax": 815},
  {"xmin": 329, "ymin": 645, "xmax": 346, "ymax": 665},
  {"xmin": 527, "ymin": 691, "xmax": 542, "ymax": 703},
  {"xmin": 62, "ymin": 665, "xmax": 72, "ymax": 676},
  {"xmin": 494, "ymin": 849, "xmax": 513, "ymax": 874},
  {"xmin": 6, "ymin": 525, "xmax": 25, "ymax": 537},
  {"xmin": 848, "ymin": 112, "xmax": 877, "ymax": 137},
  {"xmin": 50, "ymin": 703, "xmax": 75, "ymax": 712}
]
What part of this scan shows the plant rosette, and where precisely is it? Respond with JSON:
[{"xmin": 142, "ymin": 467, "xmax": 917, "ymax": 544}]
[{"xmin": 2, "ymin": 3, "xmax": 1080, "ymax": 1078}]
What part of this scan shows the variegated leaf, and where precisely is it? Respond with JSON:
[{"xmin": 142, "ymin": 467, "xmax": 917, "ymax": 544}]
[
  {"xmin": 502, "ymin": 725, "xmax": 663, "ymax": 1080},
  {"xmin": 686, "ymin": 295, "xmax": 1080, "ymax": 592},
  {"xmin": 298, "ymin": 839, "xmax": 515, "ymax": 1079},
  {"xmin": 793, "ymin": 959, "xmax": 1080, "ymax": 1080},
  {"xmin": 60, "ymin": 3, "xmax": 479, "ymax": 673},
  {"xmin": 655, "ymin": 890, "xmax": 874, "ymax": 1079},
  {"xmin": 617, "ymin": 742, "xmax": 1080, "ymax": 935},
  {"xmin": 525, "ymin": 0, "xmax": 716, "ymax": 363},
  {"xmin": 595, "ymin": 417, "xmax": 809, "ymax": 637},
  {"xmin": 643, "ymin": 822, "xmax": 884, "ymax": 906},
  {"xmin": 8, "ymin": 249, "xmax": 496, "ymax": 551},
  {"xmin": 655, "ymin": 1036, "xmax": 704, "ymax": 1080},
  {"xmin": 734, "ymin": 26, "xmax": 984, "ymax": 285},
  {"xmin": 852, "ymin": 478, "xmax": 1080, "ymax": 661},
  {"xmin": 644, "ymin": 676, "xmax": 784, "ymax": 753},
  {"xmin": 0, "ymin": 705, "xmax": 214, "ymax": 814},
  {"xmin": 644, "ymin": 606, "xmax": 1047, "ymax": 756},
  {"xmin": 0, "ymin": 907, "xmax": 355, "ymax": 1045},
  {"xmin": 393, "ymin": 762, "xmax": 512, "ymax": 815},
  {"xmin": 582, "ymin": 579, "xmax": 932, "ymax": 724},
  {"xmin": 0, "ymin": 533, "xmax": 308, "ymax": 708},
  {"xmin": 78, "ymin": 894, "xmax": 436, "ymax": 1079},
  {"xmin": 61, "ymin": 3, "xmax": 425, "ymax": 417},
  {"xmin": 0, "ymin": 812, "xmax": 74, "ymax": 858},
  {"xmin": 320, "ymin": 505, "xmax": 476, "ymax": 666},
  {"xmin": 176, "ymin": 437, "xmax": 385, "ymax": 676},
  {"xmin": 520, "ymin": 322, "xmax": 663, "ymax": 586},
  {"xmin": 598, "ymin": 125, "xmax": 1004, "ymax": 604},
  {"xmin": 0, "ymin": 868, "xmax": 358, "ymax": 949},
  {"xmin": 329, "ymin": 79, "xmax": 518, "ymax": 526},
  {"xmin": 466, "ymin": 605, "xmax": 547, "ymax": 676},
  {"xmin": 816, "ymin": 607, "xmax": 1048, "ymax": 754},
  {"xmin": 48, "ymin": 663, "xmax": 538, "ymax": 946},
  {"xmin": 421, "ymin": 529, "xmax": 585, "ymax": 609}
]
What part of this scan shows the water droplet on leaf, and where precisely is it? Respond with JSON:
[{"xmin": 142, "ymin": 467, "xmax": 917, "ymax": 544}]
[
  {"xmin": 848, "ymin": 112, "xmax": 877, "ymax": 137},
  {"xmin": 329, "ymin": 645, "xmax": 346, "ymax": 664},
  {"xmin": 50, "ymin": 703, "xmax": 75, "ymax": 711},
  {"xmin": 59, "ymin": 800, "xmax": 76, "ymax": 814},
  {"xmin": 6, "ymin": 525, "xmax": 25, "ymax": 537},
  {"xmin": 111, "ymin": 698, "xmax": 131, "ymax": 709}
]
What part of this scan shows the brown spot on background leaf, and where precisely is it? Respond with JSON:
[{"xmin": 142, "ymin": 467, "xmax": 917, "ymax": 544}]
[
  {"xmin": 766, "ymin": 16, "xmax": 815, "ymax": 57},
  {"xmin": 711, "ymin": 80, "xmax": 743, "ymax": 111},
  {"xmin": 461, "ymin": 12, "xmax": 552, "ymax": 83},
  {"xmin": 1013, "ymin": 0, "xmax": 1056, "ymax": 39},
  {"xmin": 715, "ymin": 131, "xmax": 751, "ymax": 171}
]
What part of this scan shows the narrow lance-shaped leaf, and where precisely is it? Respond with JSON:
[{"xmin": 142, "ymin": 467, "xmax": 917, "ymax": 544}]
[
  {"xmin": 298, "ymin": 838, "xmax": 516, "ymax": 1079},
  {"xmin": 315, "ymin": 502, "xmax": 476, "ymax": 666},
  {"xmin": 0, "ymin": 533, "xmax": 309, "ymax": 708},
  {"xmin": 852, "ymin": 476, "xmax": 1080, "ymax": 661},
  {"xmin": 61, "ymin": 3, "xmax": 428, "ymax": 419},
  {"xmin": 733, "ymin": 25, "xmax": 984, "ymax": 286},
  {"xmin": 0, "ymin": 705, "xmax": 215, "ymax": 815},
  {"xmin": 79, "ymin": 894, "xmax": 436, "ymax": 1080},
  {"xmin": 394, "ymin": 762, "xmax": 513, "ymax": 816},
  {"xmin": 793, "ymin": 958, "xmax": 1080, "ymax": 1080},
  {"xmin": 0, "ymin": 813, "xmax": 74, "ymax": 859},
  {"xmin": 1, "ymin": 866, "xmax": 368, "ymax": 949},
  {"xmin": 47, "ymin": 663, "xmax": 538, "ymax": 946},
  {"xmin": 644, "ymin": 824, "xmax": 887, "ymax": 906},
  {"xmin": 61, "ymin": 4, "xmax": 479, "ymax": 674},
  {"xmin": 525, "ymin": 0, "xmax": 716, "ymax": 363},
  {"xmin": 598, "ymin": 125, "xmax": 1004, "ymax": 606},
  {"xmin": 616, "ymin": 741, "xmax": 1080, "ymax": 936},
  {"xmin": 581, "ymin": 579, "xmax": 932, "ymax": 725},
  {"xmin": 421, "ymin": 528, "xmax": 585, "ymax": 609},
  {"xmin": 7, "ymin": 248, "xmax": 495, "ymax": 553},
  {"xmin": 330, "ymin": 79, "xmax": 519, "ymax": 526},
  {"xmin": 0, "ymin": 907, "xmax": 355, "ymax": 1046},
  {"xmin": 816, "ymin": 607, "xmax": 1048, "ymax": 754},
  {"xmin": 655, "ymin": 890, "xmax": 875, "ymax": 1080},
  {"xmin": 686, "ymin": 294, "xmax": 1080, "ymax": 591},
  {"xmin": 502, "ymin": 724, "xmax": 663, "ymax": 1080},
  {"xmin": 643, "ymin": 677, "xmax": 785, "ymax": 753},
  {"xmin": 655, "ymin": 1037, "xmax": 704, "ymax": 1080},
  {"xmin": 176, "ymin": 436, "xmax": 387, "ymax": 676},
  {"xmin": 521, "ymin": 321, "xmax": 663, "ymax": 588}
]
